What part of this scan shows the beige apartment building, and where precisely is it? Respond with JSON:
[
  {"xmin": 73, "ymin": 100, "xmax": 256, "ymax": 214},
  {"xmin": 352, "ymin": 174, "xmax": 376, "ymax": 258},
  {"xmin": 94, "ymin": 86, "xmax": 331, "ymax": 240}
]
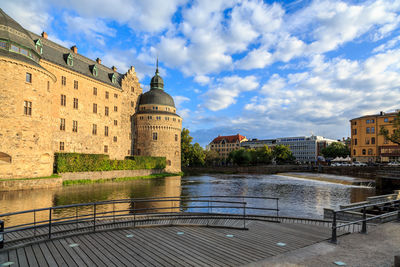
[
  {"xmin": 0, "ymin": 9, "xmax": 181, "ymax": 178},
  {"xmin": 208, "ymin": 134, "xmax": 248, "ymax": 159},
  {"xmin": 350, "ymin": 111, "xmax": 400, "ymax": 163}
]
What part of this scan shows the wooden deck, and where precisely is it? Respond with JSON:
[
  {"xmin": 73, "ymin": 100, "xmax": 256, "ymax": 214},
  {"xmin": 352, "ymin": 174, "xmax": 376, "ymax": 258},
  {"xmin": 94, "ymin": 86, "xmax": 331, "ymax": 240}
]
[{"xmin": 0, "ymin": 220, "xmax": 337, "ymax": 267}]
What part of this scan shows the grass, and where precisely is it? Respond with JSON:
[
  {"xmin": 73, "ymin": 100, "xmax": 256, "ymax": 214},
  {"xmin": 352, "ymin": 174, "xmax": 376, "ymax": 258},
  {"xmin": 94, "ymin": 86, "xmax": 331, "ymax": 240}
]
[
  {"xmin": 0, "ymin": 174, "xmax": 60, "ymax": 182},
  {"xmin": 62, "ymin": 172, "xmax": 183, "ymax": 186}
]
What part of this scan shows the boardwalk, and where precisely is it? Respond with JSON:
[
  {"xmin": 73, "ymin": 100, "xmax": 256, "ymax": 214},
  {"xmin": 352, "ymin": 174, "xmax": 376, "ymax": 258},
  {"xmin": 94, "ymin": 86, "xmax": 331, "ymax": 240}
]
[{"xmin": 0, "ymin": 220, "xmax": 336, "ymax": 267}]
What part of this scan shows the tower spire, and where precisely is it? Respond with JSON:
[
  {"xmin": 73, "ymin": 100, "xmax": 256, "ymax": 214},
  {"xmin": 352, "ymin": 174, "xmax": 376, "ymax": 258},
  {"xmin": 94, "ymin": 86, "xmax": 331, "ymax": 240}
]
[{"xmin": 156, "ymin": 57, "xmax": 159, "ymax": 74}]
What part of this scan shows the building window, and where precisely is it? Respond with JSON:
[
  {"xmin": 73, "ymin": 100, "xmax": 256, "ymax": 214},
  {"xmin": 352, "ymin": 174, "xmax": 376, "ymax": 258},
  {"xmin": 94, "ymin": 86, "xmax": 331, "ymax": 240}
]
[
  {"xmin": 47, "ymin": 81, "xmax": 50, "ymax": 91},
  {"xmin": 366, "ymin": 127, "xmax": 370, "ymax": 134},
  {"xmin": 61, "ymin": 94, "xmax": 66, "ymax": 106},
  {"xmin": 111, "ymin": 73, "xmax": 116, "ymax": 83},
  {"xmin": 371, "ymin": 137, "xmax": 375, "ymax": 144},
  {"xmin": 131, "ymin": 86, "xmax": 134, "ymax": 92},
  {"xmin": 60, "ymin": 142, "xmax": 64, "ymax": 151},
  {"xmin": 105, "ymin": 126, "xmax": 109, "ymax": 136},
  {"xmin": 156, "ymin": 116, "xmax": 161, "ymax": 120},
  {"xmin": 73, "ymin": 98, "xmax": 78, "ymax": 109},
  {"xmin": 113, "ymin": 136, "xmax": 117, "ymax": 142},
  {"xmin": 105, "ymin": 107, "xmax": 109, "ymax": 116},
  {"xmin": 10, "ymin": 44, "xmax": 18, "ymax": 52},
  {"xmin": 128, "ymin": 150, "xmax": 131, "ymax": 155},
  {"xmin": 92, "ymin": 65, "xmax": 98, "ymax": 76},
  {"xmin": 92, "ymin": 124, "xmax": 97, "ymax": 135},
  {"xmin": 362, "ymin": 149, "xmax": 366, "ymax": 155},
  {"xmin": 153, "ymin": 132, "xmax": 158, "ymax": 141},
  {"xmin": 165, "ymin": 117, "xmax": 169, "ymax": 121},
  {"xmin": 23, "ymin": 101, "xmax": 32, "ymax": 116},
  {"xmin": 114, "ymin": 93, "xmax": 118, "ymax": 99},
  {"xmin": 0, "ymin": 40, "xmax": 6, "ymax": 49},
  {"xmin": 67, "ymin": 53, "xmax": 73, "ymax": 66},
  {"xmin": 371, "ymin": 127, "xmax": 375, "ymax": 133},
  {"xmin": 114, "ymin": 120, "xmax": 118, "ymax": 126},
  {"xmin": 366, "ymin": 119, "xmax": 370, "ymax": 124},
  {"xmin": 353, "ymin": 149, "xmax": 356, "ymax": 155},
  {"xmin": 60, "ymin": 118, "xmax": 65, "ymax": 131},
  {"xmin": 384, "ymin": 118, "xmax": 389, "ymax": 122},
  {"xmin": 93, "ymin": 87, "xmax": 97, "ymax": 95},
  {"xmin": 93, "ymin": 103, "xmax": 97, "ymax": 113},
  {"xmin": 72, "ymin": 120, "xmax": 78, "ymax": 132},
  {"xmin": 353, "ymin": 129, "xmax": 357, "ymax": 135},
  {"xmin": 368, "ymin": 149, "xmax": 373, "ymax": 155},
  {"xmin": 371, "ymin": 119, "xmax": 375, "ymax": 123},
  {"xmin": 140, "ymin": 116, "xmax": 143, "ymax": 120},
  {"xmin": 25, "ymin": 72, "xmax": 32, "ymax": 83},
  {"xmin": 35, "ymin": 39, "xmax": 43, "ymax": 54},
  {"xmin": 104, "ymin": 145, "xmax": 108, "ymax": 153},
  {"xmin": 175, "ymin": 134, "xmax": 178, "ymax": 141},
  {"xmin": 114, "ymin": 106, "xmax": 118, "ymax": 112},
  {"xmin": 105, "ymin": 91, "xmax": 109, "ymax": 99},
  {"xmin": 61, "ymin": 76, "xmax": 66, "ymax": 86},
  {"xmin": 74, "ymin": 80, "xmax": 78, "ymax": 89},
  {"xmin": 148, "ymin": 116, "xmax": 152, "ymax": 120},
  {"xmin": 365, "ymin": 138, "xmax": 370, "ymax": 145}
]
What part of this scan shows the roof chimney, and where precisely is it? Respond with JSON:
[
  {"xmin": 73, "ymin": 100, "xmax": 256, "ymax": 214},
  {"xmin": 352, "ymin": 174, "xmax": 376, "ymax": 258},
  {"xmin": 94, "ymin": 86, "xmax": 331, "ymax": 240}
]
[
  {"xmin": 41, "ymin": 31, "xmax": 48, "ymax": 39},
  {"xmin": 71, "ymin": 45, "xmax": 78, "ymax": 54},
  {"xmin": 112, "ymin": 66, "xmax": 117, "ymax": 72},
  {"xmin": 96, "ymin": 58, "xmax": 101, "ymax": 64}
]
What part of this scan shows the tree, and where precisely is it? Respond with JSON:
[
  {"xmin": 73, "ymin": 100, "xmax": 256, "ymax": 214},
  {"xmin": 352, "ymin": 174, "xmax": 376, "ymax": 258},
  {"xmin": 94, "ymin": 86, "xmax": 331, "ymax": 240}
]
[
  {"xmin": 229, "ymin": 148, "xmax": 251, "ymax": 166},
  {"xmin": 272, "ymin": 145, "xmax": 296, "ymax": 164},
  {"xmin": 205, "ymin": 150, "xmax": 220, "ymax": 166},
  {"xmin": 190, "ymin": 143, "xmax": 206, "ymax": 167},
  {"xmin": 380, "ymin": 112, "xmax": 400, "ymax": 145},
  {"xmin": 321, "ymin": 142, "xmax": 350, "ymax": 159},
  {"xmin": 255, "ymin": 145, "xmax": 273, "ymax": 165},
  {"xmin": 181, "ymin": 128, "xmax": 206, "ymax": 167}
]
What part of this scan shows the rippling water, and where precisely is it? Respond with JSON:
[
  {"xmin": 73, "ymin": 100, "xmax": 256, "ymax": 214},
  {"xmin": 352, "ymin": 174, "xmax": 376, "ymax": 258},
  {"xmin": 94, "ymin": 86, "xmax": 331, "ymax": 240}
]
[{"xmin": 0, "ymin": 172, "xmax": 375, "ymax": 226}]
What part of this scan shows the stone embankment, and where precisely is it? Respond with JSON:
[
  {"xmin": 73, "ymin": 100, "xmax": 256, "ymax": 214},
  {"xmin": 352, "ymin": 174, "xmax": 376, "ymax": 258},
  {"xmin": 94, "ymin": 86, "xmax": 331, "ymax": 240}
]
[{"xmin": 0, "ymin": 169, "xmax": 165, "ymax": 191}]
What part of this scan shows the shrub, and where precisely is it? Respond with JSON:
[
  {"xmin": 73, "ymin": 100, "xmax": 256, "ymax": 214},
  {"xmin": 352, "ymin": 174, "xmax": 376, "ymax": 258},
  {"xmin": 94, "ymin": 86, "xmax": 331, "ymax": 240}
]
[{"xmin": 55, "ymin": 153, "xmax": 166, "ymax": 173}]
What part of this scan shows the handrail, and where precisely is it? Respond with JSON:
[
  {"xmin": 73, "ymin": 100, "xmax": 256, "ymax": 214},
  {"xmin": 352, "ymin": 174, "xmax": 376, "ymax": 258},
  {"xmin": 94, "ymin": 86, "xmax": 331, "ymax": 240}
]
[
  {"xmin": 330, "ymin": 198, "xmax": 400, "ymax": 243},
  {"xmin": 0, "ymin": 195, "xmax": 280, "ymax": 248}
]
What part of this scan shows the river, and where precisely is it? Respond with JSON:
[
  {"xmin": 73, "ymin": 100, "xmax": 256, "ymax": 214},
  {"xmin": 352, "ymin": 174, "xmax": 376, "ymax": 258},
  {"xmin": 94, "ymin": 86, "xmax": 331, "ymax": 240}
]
[{"xmin": 0, "ymin": 172, "xmax": 375, "ymax": 226}]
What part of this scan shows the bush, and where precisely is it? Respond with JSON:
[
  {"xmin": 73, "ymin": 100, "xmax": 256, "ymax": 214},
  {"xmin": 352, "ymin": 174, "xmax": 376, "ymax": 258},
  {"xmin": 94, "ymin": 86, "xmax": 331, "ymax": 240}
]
[{"xmin": 55, "ymin": 153, "xmax": 166, "ymax": 173}]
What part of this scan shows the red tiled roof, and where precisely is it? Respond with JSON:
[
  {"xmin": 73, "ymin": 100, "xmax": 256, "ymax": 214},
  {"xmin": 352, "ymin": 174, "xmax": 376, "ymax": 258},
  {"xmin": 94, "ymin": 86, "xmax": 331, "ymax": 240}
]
[{"xmin": 211, "ymin": 134, "xmax": 246, "ymax": 144}]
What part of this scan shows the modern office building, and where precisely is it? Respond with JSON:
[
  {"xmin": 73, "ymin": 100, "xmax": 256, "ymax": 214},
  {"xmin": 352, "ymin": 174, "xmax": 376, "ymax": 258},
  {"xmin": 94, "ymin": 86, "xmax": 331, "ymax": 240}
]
[{"xmin": 350, "ymin": 111, "xmax": 400, "ymax": 163}]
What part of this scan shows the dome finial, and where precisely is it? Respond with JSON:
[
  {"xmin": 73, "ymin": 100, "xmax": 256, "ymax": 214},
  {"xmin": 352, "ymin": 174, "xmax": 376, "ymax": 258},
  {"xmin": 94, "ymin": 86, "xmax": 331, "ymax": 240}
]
[
  {"xmin": 150, "ymin": 56, "xmax": 164, "ymax": 90},
  {"xmin": 156, "ymin": 56, "xmax": 159, "ymax": 74}
]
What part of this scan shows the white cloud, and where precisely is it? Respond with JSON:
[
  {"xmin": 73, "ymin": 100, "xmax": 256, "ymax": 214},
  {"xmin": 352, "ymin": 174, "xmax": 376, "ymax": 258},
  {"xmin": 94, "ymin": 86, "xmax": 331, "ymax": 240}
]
[
  {"xmin": 203, "ymin": 75, "xmax": 259, "ymax": 111},
  {"xmin": 173, "ymin": 96, "xmax": 190, "ymax": 107},
  {"xmin": 194, "ymin": 75, "xmax": 210, "ymax": 85}
]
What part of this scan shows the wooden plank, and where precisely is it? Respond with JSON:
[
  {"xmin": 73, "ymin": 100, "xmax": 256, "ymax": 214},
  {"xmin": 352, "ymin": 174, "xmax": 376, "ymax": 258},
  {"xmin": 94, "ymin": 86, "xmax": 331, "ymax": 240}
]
[
  {"xmin": 64, "ymin": 237, "xmax": 96, "ymax": 267},
  {"xmin": 52, "ymin": 239, "xmax": 78, "ymax": 267},
  {"xmin": 58, "ymin": 238, "xmax": 88, "ymax": 267},
  {"xmin": 0, "ymin": 251, "xmax": 9, "ymax": 264},
  {"xmin": 31, "ymin": 244, "xmax": 49, "ymax": 267},
  {"xmin": 45, "ymin": 240, "xmax": 68, "ymax": 267},
  {"xmin": 76, "ymin": 234, "xmax": 118, "ymax": 267},
  {"xmin": 7, "ymin": 249, "xmax": 19, "ymax": 267},
  {"xmin": 16, "ymin": 248, "xmax": 28, "ymax": 267},
  {"xmin": 24, "ymin": 246, "xmax": 39, "ymax": 267},
  {"xmin": 69, "ymin": 235, "xmax": 108, "ymax": 267},
  {"xmin": 38, "ymin": 242, "xmax": 58, "ymax": 267}
]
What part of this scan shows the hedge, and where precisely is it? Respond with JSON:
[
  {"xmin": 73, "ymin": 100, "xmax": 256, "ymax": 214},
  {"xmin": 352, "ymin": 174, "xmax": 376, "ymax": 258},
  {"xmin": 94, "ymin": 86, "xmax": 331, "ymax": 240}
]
[{"xmin": 55, "ymin": 153, "xmax": 166, "ymax": 173}]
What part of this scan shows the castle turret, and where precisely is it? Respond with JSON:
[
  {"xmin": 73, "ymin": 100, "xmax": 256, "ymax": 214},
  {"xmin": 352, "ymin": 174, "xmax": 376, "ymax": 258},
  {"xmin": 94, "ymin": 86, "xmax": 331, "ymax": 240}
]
[{"xmin": 134, "ymin": 61, "xmax": 182, "ymax": 172}]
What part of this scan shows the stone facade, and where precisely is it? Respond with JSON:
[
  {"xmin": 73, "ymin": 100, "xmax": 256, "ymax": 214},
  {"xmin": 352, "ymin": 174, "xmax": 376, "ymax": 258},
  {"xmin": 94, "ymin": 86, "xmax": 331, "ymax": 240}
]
[{"xmin": 0, "ymin": 9, "xmax": 181, "ymax": 179}]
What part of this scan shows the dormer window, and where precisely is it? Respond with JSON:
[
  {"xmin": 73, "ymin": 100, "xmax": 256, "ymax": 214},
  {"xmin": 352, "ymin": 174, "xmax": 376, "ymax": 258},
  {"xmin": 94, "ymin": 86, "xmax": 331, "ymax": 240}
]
[
  {"xmin": 35, "ymin": 39, "xmax": 42, "ymax": 54},
  {"xmin": 67, "ymin": 53, "xmax": 73, "ymax": 66},
  {"xmin": 111, "ymin": 73, "xmax": 116, "ymax": 83},
  {"xmin": 92, "ymin": 65, "xmax": 98, "ymax": 76}
]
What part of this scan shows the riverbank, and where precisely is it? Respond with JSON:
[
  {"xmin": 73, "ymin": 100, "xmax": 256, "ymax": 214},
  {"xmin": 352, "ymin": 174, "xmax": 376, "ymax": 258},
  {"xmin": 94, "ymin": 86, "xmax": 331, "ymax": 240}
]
[{"xmin": 0, "ymin": 169, "xmax": 180, "ymax": 191}]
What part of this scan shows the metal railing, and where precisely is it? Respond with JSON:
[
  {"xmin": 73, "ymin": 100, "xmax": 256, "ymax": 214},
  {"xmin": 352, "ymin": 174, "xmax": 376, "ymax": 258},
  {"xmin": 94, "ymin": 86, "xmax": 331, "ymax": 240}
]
[
  {"xmin": 0, "ymin": 196, "xmax": 279, "ymax": 248},
  {"xmin": 330, "ymin": 199, "xmax": 400, "ymax": 243}
]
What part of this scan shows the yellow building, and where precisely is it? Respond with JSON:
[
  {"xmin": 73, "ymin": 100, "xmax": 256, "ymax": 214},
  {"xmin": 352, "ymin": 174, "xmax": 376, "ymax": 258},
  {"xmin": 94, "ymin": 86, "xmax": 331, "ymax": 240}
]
[
  {"xmin": 0, "ymin": 9, "xmax": 181, "ymax": 178},
  {"xmin": 208, "ymin": 134, "xmax": 248, "ymax": 159},
  {"xmin": 350, "ymin": 111, "xmax": 400, "ymax": 163}
]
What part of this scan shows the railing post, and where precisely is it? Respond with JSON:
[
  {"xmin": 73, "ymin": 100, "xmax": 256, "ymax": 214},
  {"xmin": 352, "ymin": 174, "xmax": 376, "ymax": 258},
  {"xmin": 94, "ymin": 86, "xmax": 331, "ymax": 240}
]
[
  {"xmin": 48, "ymin": 208, "xmax": 52, "ymax": 239},
  {"xmin": 330, "ymin": 211, "xmax": 337, "ymax": 244},
  {"xmin": 361, "ymin": 207, "xmax": 367, "ymax": 234},
  {"xmin": 113, "ymin": 202, "xmax": 115, "ymax": 224},
  {"xmin": 0, "ymin": 220, "xmax": 4, "ymax": 249},
  {"xmin": 243, "ymin": 202, "xmax": 246, "ymax": 230},
  {"xmin": 76, "ymin": 206, "xmax": 79, "ymax": 230},
  {"xmin": 207, "ymin": 200, "xmax": 210, "ymax": 227},
  {"xmin": 276, "ymin": 198, "xmax": 279, "ymax": 221},
  {"xmin": 93, "ymin": 203, "xmax": 96, "ymax": 232},
  {"xmin": 34, "ymin": 210, "xmax": 36, "ymax": 237},
  {"xmin": 133, "ymin": 201, "xmax": 136, "ymax": 228},
  {"xmin": 397, "ymin": 201, "xmax": 400, "ymax": 222}
]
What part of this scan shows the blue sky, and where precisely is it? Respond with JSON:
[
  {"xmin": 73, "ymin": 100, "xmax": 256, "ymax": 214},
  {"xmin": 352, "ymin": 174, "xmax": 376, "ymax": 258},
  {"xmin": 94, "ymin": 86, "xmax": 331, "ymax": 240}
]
[{"xmin": 3, "ymin": 0, "xmax": 400, "ymax": 146}]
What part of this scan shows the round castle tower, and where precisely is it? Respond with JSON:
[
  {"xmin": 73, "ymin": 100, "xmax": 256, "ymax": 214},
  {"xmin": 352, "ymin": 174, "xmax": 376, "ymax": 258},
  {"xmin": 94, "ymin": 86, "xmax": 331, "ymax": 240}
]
[{"xmin": 135, "ymin": 62, "xmax": 182, "ymax": 173}]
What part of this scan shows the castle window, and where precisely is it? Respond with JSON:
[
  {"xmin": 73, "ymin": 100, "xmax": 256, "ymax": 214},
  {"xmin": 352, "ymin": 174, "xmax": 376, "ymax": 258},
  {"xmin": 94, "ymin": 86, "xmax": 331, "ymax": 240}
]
[
  {"xmin": 0, "ymin": 40, "xmax": 7, "ymax": 49},
  {"xmin": 73, "ymin": 98, "xmax": 78, "ymax": 109},
  {"xmin": 113, "ymin": 136, "xmax": 117, "ymax": 142},
  {"xmin": 114, "ymin": 106, "xmax": 118, "ymax": 112},
  {"xmin": 60, "ymin": 94, "xmax": 66, "ymax": 106},
  {"xmin": 26, "ymin": 73, "xmax": 32, "ymax": 83},
  {"xmin": 92, "ymin": 124, "xmax": 97, "ymax": 135},
  {"xmin": 72, "ymin": 120, "xmax": 78, "ymax": 132},
  {"xmin": 47, "ymin": 81, "xmax": 50, "ymax": 91},
  {"xmin": 105, "ymin": 126, "xmax": 109, "ymax": 136},
  {"xmin": 167, "ymin": 160, "xmax": 171, "ymax": 166},
  {"xmin": 67, "ymin": 53, "xmax": 73, "ymax": 66},
  {"xmin": 131, "ymin": 101, "xmax": 134, "ymax": 107},
  {"xmin": 20, "ymin": 48, "xmax": 28, "ymax": 56},
  {"xmin": 93, "ymin": 103, "xmax": 97, "ymax": 113},
  {"xmin": 61, "ymin": 76, "xmax": 66, "ymax": 86},
  {"xmin": 104, "ymin": 145, "xmax": 108, "ymax": 153},
  {"xmin": 140, "ymin": 116, "xmax": 143, "ymax": 120},
  {"xmin": 24, "ymin": 101, "xmax": 32, "ymax": 116},
  {"xmin": 128, "ymin": 150, "xmax": 131, "ymax": 155},
  {"xmin": 60, "ymin": 118, "xmax": 65, "ymax": 131},
  {"xmin": 175, "ymin": 134, "xmax": 178, "ymax": 141},
  {"xmin": 153, "ymin": 132, "xmax": 158, "ymax": 141},
  {"xmin": 11, "ymin": 44, "xmax": 19, "ymax": 53},
  {"xmin": 131, "ymin": 86, "xmax": 134, "ymax": 92},
  {"xmin": 173, "ymin": 118, "xmax": 176, "ymax": 121},
  {"xmin": 105, "ymin": 107, "xmax": 109, "ymax": 116},
  {"xmin": 148, "ymin": 116, "xmax": 152, "ymax": 120},
  {"xmin": 74, "ymin": 80, "xmax": 78, "ymax": 89},
  {"xmin": 165, "ymin": 117, "xmax": 169, "ymax": 121},
  {"xmin": 35, "ymin": 39, "xmax": 42, "ymax": 54},
  {"xmin": 114, "ymin": 93, "xmax": 118, "ymax": 99},
  {"xmin": 114, "ymin": 120, "xmax": 118, "ymax": 126},
  {"xmin": 93, "ymin": 87, "xmax": 97, "ymax": 95},
  {"xmin": 105, "ymin": 91, "xmax": 109, "ymax": 99},
  {"xmin": 111, "ymin": 73, "xmax": 116, "ymax": 83},
  {"xmin": 59, "ymin": 142, "xmax": 64, "ymax": 151},
  {"xmin": 156, "ymin": 116, "xmax": 161, "ymax": 120},
  {"xmin": 92, "ymin": 65, "xmax": 98, "ymax": 76}
]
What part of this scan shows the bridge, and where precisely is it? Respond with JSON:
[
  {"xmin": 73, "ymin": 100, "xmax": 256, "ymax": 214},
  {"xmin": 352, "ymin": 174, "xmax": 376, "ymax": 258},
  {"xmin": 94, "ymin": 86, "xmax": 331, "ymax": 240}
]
[{"xmin": 0, "ymin": 196, "xmax": 398, "ymax": 266}]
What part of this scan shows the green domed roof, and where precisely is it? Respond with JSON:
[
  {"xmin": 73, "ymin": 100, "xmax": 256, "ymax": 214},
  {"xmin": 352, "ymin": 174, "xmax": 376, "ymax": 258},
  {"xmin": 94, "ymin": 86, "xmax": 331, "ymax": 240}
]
[{"xmin": 139, "ymin": 62, "xmax": 175, "ymax": 107}]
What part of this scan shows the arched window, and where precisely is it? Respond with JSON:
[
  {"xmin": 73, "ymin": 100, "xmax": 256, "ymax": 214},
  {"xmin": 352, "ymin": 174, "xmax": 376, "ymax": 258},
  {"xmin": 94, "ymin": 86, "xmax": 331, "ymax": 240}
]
[
  {"xmin": 362, "ymin": 149, "xmax": 366, "ymax": 155},
  {"xmin": 353, "ymin": 149, "xmax": 356, "ymax": 155},
  {"xmin": 67, "ymin": 53, "xmax": 73, "ymax": 66},
  {"xmin": 0, "ymin": 152, "xmax": 12, "ymax": 163}
]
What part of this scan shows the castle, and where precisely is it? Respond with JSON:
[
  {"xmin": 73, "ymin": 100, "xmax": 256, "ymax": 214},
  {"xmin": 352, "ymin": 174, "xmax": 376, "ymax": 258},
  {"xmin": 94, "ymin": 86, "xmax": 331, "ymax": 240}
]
[{"xmin": 0, "ymin": 9, "xmax": 181, "ymax": 178}]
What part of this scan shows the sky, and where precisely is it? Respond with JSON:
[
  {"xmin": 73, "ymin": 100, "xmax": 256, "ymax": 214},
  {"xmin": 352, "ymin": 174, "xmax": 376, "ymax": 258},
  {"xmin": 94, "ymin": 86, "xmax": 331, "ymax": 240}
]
[{"xmin": 3, "ymin": 0, "xmax": 400, "ymax": 146}]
